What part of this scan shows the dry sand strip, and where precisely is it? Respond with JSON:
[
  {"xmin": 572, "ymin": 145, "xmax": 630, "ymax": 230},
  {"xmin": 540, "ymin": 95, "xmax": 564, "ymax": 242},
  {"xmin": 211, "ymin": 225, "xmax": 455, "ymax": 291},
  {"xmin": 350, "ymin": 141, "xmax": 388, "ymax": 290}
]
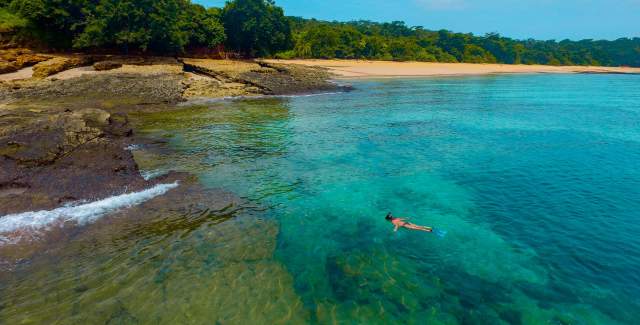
[
  {"xmin": 265, "ymin": 59, "xmax": 640, "ymax": 78},
  {"xmin": 0, "ymin": 67, "xmax": 34, "ymax": 81}
]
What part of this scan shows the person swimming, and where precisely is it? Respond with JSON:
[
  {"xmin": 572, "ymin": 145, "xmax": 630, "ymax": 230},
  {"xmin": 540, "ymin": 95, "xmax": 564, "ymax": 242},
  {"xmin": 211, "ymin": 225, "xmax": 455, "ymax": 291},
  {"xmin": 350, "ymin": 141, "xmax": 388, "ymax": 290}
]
[{"xmin": 385, "ymin": 212, "xmax": 433, "ymax": 233}]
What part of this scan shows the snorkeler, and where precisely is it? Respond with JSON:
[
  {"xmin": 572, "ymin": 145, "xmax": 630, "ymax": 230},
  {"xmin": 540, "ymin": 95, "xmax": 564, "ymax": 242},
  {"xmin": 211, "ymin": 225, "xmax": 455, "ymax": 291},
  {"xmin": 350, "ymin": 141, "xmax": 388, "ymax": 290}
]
[{"xmin": 385, "ymin": 212, "xmax": 433, "ymax": 233}]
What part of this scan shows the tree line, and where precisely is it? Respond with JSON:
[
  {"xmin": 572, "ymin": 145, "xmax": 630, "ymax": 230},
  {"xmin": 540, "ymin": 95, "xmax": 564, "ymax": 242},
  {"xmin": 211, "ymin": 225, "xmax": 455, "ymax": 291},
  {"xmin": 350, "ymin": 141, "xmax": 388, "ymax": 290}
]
[
  {"xmin": 1, "ymin": 0, "xmax": 638, "ymax": 67},
  {"xmin": 0, "ymin": 0, "xmax": 291, "ymax": 56},
  {"xmin": 281, "ymin": 19, "xmax": 640, "ymax": 67}
]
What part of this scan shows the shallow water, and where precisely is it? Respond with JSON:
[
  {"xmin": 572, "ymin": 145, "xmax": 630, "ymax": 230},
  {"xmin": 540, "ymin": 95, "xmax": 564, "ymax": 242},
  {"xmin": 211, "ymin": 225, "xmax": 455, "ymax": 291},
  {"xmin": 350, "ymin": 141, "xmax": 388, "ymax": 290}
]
[{"xmin": 2, "ymin": 74, "xmax": 640, "ymax": 324}]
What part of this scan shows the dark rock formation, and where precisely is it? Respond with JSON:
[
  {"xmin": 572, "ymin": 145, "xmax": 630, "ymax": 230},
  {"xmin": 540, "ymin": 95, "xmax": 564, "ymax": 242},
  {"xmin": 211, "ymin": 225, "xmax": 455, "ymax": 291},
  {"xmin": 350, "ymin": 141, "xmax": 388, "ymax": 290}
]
[
  {"xmin": 0, "ymin": 107, "xmax": 145, "ymax": 215},
  {"xmin": 181, "ymin": 58, "xmax": 347, "ymax": 97},
  {"xmin": 3, "ymin": 73, "xmax": 186, "ymax": 104},
  {"xmin": 0, "ymin": 56, "xmax": 347, "ymax": 216},
  {"xmin": 93, "ymin": 60, "xmax": 123, "ymax": 71}
]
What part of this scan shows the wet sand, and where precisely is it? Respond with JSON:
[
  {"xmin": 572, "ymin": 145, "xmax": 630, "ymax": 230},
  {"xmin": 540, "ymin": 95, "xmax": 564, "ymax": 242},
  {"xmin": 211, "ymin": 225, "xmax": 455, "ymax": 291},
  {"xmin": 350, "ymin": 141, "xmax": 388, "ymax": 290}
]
[
  {"xmin": 265, "ymin": 59, "xmax": 640, "ymax": 78},
  {"xmin": 0, "ymin": 67, "xmax": 33, "ymax": 81}
]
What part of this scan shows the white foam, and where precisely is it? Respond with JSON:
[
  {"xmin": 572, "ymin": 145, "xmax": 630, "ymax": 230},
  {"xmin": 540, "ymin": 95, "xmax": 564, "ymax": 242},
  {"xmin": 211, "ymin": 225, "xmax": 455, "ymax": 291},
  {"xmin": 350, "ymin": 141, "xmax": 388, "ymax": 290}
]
[
  {"xmin": 141, "ymin": 169, "xmax": 168, "ymax": 181},
  {"xmin": 0, "ymin": 182, "xmax": 179, "ymax": 244},
  {"xmin": 125, "ymin": 144, "xmax": 142, "ymax": 151}
]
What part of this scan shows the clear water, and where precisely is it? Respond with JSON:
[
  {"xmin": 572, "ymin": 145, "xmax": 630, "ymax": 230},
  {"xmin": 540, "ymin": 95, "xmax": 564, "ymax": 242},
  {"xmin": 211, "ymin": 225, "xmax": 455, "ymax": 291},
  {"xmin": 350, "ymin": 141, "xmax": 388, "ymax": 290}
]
[{"xmin": 2, "ymin": 74, "xmax": 640, "ymax": 324}]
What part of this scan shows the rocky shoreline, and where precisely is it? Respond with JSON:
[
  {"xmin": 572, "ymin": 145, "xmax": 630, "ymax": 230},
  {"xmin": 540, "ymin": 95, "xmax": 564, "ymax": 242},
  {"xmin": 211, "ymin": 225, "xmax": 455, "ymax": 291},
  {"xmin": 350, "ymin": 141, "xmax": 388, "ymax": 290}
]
[{"xmin": 0, "ymin": 49, "xmax": 347, "ymax": 217}]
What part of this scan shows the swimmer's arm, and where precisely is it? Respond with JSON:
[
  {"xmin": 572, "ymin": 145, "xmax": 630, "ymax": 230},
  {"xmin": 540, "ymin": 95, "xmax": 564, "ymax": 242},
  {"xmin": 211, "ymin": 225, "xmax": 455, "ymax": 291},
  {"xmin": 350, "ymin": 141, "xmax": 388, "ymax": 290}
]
[{"xmin": 393, "ymin": 224, "xmax": 399, "ymax": 232}]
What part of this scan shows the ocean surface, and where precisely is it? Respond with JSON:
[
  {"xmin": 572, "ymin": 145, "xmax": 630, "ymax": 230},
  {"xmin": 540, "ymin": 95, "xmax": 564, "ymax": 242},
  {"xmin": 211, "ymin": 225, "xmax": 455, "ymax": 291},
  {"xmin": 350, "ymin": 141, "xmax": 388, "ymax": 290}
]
[{"xmin": 1, "ymin": 74, "xmax": 640, "ymax": 324}]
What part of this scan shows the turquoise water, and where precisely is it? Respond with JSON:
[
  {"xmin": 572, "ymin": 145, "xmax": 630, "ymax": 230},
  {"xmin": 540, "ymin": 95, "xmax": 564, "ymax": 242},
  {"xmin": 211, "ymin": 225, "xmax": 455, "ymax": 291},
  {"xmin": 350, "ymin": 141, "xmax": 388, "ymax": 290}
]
[
  {"xmin": 2, "ymin": 74, "xmax": 639, "ymax": 324},
  {"xmin": 136, "ymin": 74, "xmax": 640, "ymax": 324}
]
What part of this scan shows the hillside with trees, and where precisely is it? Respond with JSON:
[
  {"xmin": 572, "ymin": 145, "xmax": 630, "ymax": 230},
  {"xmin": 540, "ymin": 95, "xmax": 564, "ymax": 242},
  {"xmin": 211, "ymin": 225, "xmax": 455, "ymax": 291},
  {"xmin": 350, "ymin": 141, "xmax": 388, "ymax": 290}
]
[
  {"xmin": 281, "ymin": 18, "xmax": 640, "ymax": 67},
  {"xmin": 0, "ymin": 0, "xmax": 638, "ymax": 67}
]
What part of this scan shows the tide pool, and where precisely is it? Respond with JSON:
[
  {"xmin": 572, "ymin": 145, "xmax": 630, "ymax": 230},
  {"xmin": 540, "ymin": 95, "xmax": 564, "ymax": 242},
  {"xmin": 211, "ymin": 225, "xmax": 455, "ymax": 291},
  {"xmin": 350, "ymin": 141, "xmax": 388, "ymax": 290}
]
[{"xmin": 2, "ymin": 74, "xmax": 639, "ymax": 324}]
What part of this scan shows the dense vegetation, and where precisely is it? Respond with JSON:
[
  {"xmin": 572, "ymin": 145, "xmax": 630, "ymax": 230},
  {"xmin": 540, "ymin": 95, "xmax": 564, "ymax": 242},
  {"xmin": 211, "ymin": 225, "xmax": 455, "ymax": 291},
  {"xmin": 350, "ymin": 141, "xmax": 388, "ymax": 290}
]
[
  {"xmin": 0, "ymin": 0, "xmax": 288, "ymax": 55},
  {"xmin": 280, "ymin": 19, "xmax": 640, "ymax": 67},
  {"xmin": 0, "ymin": 0, "xmax": 638, "ymax": 67},
  {"xmin": 222, "ymin": 0, "xmax": 292, "ymax": 56},
  {"xmin": 0, "ymin": 7, "xmax": 25, "ymax": 34}
]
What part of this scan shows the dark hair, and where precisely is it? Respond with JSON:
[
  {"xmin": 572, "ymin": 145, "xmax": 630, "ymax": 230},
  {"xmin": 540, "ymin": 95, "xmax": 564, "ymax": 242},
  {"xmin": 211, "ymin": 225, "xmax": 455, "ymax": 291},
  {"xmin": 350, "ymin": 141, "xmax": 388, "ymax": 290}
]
[{"xmin": 385, "ymin": 212, "xmax": 393, "ymax": 221}]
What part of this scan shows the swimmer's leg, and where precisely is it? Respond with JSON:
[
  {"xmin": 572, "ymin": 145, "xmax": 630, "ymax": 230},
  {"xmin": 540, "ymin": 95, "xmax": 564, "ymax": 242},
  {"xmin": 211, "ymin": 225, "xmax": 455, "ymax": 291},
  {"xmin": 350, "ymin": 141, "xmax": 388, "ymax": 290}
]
[{"xmin": 404, "ymin": 224, "xmax": 433, "ymax": 232}]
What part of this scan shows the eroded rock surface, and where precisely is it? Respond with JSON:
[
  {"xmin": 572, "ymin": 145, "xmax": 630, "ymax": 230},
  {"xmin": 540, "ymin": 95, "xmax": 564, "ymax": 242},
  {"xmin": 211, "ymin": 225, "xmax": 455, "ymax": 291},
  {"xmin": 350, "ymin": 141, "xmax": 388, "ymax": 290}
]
[
  {"xmin": 1, "ymin": 51, "xmax": 344, "ymax": 104},
  {"xmin": 32, "ymin": 56, "xmax": 92, "ymax": 78},
  {"xmin": 3, "ymin": 73, "xmax": 186, "ymax": 104},
  {"xmin": 0, "ymin": 106, "xmax": 144, "ymax": 215},
  {"xmin": 0, "ymin": 61, "xmax": 18, "ymax": 74},
  {"xmin": 181, "ymin": 58, "xmax": 343, "ymax": 96},
  {"xmin": 0, "ymin": 54, "xmax": 345, "ymax": 215},
  {"xmin": 0, "ymin": 49, "xmax": 50, "ymax": 71},
  {"xmin": 93, "ymin": 60, "xmax": 123, "ymax": 71}
]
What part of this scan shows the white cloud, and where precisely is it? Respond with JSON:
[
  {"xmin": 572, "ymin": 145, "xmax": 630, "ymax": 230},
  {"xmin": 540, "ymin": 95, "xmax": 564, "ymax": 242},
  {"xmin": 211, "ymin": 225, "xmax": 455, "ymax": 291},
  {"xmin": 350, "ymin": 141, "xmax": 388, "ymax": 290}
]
[{"xmin": 414, "ymin": 0, "xmax": 467, "ymax": 10}]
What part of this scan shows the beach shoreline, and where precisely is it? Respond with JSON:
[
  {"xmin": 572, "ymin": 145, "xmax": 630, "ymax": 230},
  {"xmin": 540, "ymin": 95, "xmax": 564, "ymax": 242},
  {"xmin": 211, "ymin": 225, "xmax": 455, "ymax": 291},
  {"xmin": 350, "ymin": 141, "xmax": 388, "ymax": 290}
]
[
  {"xmin": 265, "ymin": 59, "xmax": 640, "ymax": 78},
  {"xmin": 1, "ymin": 53, "xmax": 638, "ymax": 217},
  {"xmin": 0, "ymin": 53, "xmax": 346, "ymax": 217}
]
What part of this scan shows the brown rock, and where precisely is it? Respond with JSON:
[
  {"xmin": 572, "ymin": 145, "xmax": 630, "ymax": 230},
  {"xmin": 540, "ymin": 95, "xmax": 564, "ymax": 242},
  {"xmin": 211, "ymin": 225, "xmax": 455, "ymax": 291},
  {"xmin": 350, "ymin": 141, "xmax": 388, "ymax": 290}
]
[
  {"xmin": 181, "ymin": 58, "xmax": 264, "ymax": 80},
  {"xmin": 32, "ymin": 56, "xmax": 92, "ymax": 78},
  {"xmin": 0, "ymin": 60, "xmax": 18, "ymax": 74},
  {"xmin": 5, "ymin": 72, "xmax": 187, "ymax": 103},
  {"xmin": 180, "ymin": 58, "xmax": 342, "ymax": 96},
  {"xmin": 244, "ymin": 61, "xmax": 341, "ymax": 95},
  {"xmin": 0, "ymin": 112, "xmax": 105, "ymax": 166},
  {"xmin": 15, "ymin": 53, "xmax": 51, "ymax": 68},
  {"xmin": 0, "ymin": 48, "xmax": 31, "ymax": 62},
  {"xmin": 93, "ymin": 60, "xmax": 123, "ymax": 71},
  {"xmin": 0, "ymin": 107, "xmax": 146, "ymax": 215}
]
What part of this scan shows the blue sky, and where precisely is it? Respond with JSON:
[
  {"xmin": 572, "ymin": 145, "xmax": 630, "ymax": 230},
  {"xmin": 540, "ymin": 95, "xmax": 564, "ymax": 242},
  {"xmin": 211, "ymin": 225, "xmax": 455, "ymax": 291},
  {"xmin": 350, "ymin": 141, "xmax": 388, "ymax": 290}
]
[{"xmin": 195, "ymin": 0, "xmax": 640, "ymax": 41}]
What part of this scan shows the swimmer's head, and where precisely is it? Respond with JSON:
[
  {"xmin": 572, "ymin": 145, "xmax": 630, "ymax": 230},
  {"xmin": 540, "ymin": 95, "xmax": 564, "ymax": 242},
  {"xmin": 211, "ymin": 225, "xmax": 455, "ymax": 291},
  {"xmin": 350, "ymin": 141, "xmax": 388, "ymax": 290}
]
[{"xmin": 385, "ymin": 212, "xmax": 393, "ymax": 221}]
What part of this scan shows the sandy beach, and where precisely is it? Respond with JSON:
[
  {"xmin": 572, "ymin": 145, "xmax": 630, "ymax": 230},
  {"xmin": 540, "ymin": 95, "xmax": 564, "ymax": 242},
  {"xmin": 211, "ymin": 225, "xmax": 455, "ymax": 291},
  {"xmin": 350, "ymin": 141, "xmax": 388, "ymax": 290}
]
[{"xmin": 265, "ymin": 59, "xmax": 640, "ymax": 78}]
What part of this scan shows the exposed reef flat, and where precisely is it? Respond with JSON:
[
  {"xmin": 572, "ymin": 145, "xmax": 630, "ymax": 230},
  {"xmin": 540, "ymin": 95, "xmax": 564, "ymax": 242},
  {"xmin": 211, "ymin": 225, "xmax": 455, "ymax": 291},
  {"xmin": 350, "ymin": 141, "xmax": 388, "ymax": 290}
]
[{"xmin": 0, "ymin": 50, "xmax": 345, "ymax": 218}]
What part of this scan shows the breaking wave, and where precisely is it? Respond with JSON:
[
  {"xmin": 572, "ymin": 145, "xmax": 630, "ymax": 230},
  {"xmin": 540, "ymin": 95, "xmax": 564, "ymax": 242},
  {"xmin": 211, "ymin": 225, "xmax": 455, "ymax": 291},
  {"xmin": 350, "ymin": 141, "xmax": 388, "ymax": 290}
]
[{"xmin": 0, "ymin": 182, "xmax": 179, "ymax": 244}]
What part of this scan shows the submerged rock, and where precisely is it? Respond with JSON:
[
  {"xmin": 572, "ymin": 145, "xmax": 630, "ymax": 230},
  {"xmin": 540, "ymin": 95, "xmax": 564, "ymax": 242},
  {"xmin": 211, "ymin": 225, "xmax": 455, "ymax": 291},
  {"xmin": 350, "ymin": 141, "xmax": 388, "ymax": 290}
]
[{"xmin": 0, "ymin": 177, "xmax": 308, "ymax": 324}]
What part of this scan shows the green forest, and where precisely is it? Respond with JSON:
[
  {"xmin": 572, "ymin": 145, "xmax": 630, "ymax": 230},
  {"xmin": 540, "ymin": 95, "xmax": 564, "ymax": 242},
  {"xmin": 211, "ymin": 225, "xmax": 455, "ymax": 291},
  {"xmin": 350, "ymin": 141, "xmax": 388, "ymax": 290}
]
[{"xmin": 1, "ymin": 0, "xmax": 639, "ymax": 67}]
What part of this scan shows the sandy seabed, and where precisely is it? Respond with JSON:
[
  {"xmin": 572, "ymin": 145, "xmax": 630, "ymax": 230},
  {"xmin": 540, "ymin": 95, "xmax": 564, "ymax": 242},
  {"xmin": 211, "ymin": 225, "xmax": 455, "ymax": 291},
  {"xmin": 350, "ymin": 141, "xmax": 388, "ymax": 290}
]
[{"xmin": 265, "ymin": 59, "xmax": 640, "ymax": 78}]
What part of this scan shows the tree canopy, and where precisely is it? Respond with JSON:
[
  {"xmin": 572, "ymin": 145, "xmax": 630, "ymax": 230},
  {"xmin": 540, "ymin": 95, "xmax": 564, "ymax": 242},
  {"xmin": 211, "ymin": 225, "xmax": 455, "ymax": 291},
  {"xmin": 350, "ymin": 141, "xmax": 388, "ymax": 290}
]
[
  {"xmin": 1, "ymin": 0, "xmax": 639, "ymax": 67},
  {"xmin": 0, "ymin": 7, "xmax": 26, "ymax": 34},
  {"xmin": 222, "ymin": 0, "xmax": 292, "ymax": 57},
  {"xmin": 278, "ymin": 18, "xmax": 640, "ymax": 67},
  {"xmin": 3, "ymin": 0, "xmax": 226, "ymax": 53}
]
